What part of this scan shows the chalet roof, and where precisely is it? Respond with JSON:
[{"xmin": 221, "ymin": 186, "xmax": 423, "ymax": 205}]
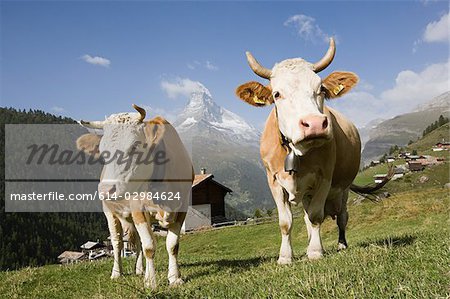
[
  {"xmin": 407, "ymin": 155, "xmax": 421, "ymax": 159},
  {"xmin": 80, "ymin": 241, "xmax": 105, "ymax": 250},
  {"xmin": 193, "ymin": 174, "xmax": 232, "ymax": 193},
  {"xmin": 58, "ymin": 251, "xmax": 85, "ymax": 260}
]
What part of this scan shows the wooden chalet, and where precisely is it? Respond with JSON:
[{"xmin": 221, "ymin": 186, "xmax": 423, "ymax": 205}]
[{"xmin": 183, "ymin": 168, "xmax": 232, "ymax": 232}]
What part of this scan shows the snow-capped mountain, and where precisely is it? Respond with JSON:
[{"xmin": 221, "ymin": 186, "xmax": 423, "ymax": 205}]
[
  {"xmin": 174, "ymin": 82, "xmax": 260, "ymax": 146},
  {"xmin": 172, "ymin": 82, "xmax": 273, "ymax": 216}
]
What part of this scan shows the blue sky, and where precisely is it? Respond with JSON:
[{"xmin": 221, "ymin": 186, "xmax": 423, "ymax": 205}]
[{"xmin": 1, "ymin": 1, "xmax": 449, "ymax": 128}]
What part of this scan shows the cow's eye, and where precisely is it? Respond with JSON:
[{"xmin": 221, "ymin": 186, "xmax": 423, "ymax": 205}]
[{"xmin": 273, "ymin": 91, "xmax": 281, "ymax": 99}]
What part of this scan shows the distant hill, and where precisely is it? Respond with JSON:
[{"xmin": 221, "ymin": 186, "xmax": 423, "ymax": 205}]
[
  {"xmin": 0, "ymin": 107, "xmax": 107, "ymax": 270},
  {"xmin": 361, "ymin": 91, "xmax": 450, "ymax": 165}
]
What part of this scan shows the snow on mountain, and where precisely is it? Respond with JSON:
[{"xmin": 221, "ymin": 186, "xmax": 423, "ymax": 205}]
[{"xmin": 174, "ymin": 82, "xmax": 260, "ymax": 145}]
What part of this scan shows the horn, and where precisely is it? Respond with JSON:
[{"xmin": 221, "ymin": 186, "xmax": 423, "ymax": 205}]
[
  {"xmin": 132, "ymin": 104, "xmax": 146, "ymax": 122},
  {"xmin": 313, "ymin": 37, "xmax": 336, "ymax": 73},
  {"xmin": 245, "ymin": 51, "xmax": 272, "ymax": 79},
  {"xmin": 78, "ymin": 120, "xmax": 105, "ymax": 129}
]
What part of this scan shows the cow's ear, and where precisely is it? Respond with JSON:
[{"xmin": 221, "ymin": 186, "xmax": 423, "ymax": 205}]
[
  {"xmin": 236, "ymin": 81, "xmax": 273, "ymax": 107},
  {"xmin": 322, "ymin": 71, "xmax": 359, "ymax": 99},
  {"xmin": 76, "ymin": 133, "xmax": 101, "ymax": 158},
  {"xmin": 144, "ymin": 116, "xmax": 167, "ymax": 145}
]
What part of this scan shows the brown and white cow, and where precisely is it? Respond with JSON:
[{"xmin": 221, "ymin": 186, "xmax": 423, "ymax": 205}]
[
  {"xmin": 77, "ymin": 104, "xmax": 193, "ymax": 288},
  {"xmin": 235, "ymin": 38, "xmax": 362, "ymax": 263}
]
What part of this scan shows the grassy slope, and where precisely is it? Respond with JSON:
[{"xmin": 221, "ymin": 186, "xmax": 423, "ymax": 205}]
[
  {"xmin": 2, "ymin": 126, "xmax": 449, "ymax": 299},
  {"xmin": 1, "ymin": 187, "xmax": 449, "ymax": 299}
]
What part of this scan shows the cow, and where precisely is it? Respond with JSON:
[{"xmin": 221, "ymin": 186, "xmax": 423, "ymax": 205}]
[
  {"xmin": 235, "ymin": 38, "xmax": 366, "ymax": 263},
  {"xmin": 76, "ymin": 104, "xmax": 193, "ymax": 288}
]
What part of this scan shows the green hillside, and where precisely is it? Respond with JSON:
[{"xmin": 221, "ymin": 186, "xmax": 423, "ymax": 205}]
[
  {"xmin": 2, "ymin": 121, "xmax": 449, "ymax": 297},
  {"xmin": 0, "ymin": 108, "xmax": 107, "ymax": 270},
  {"xmin": 361, "ymin": 103, "xmax": 450, "ymax": 164},
  {"xmin": 354, "ymin": 123, "xmax": 449, "ymax": 188},
  {"xmin": 1, "ymin": 187, "xmax": 448, "ymax": 298}
]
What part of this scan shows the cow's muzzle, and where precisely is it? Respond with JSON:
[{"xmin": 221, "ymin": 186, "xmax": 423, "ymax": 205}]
[{"xmin": 299, "ymin": 115, "xmax": 329, "ymax": 140}]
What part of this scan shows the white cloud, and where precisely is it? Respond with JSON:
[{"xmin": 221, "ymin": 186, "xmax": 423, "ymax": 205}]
[
  {"xmin": 205, "ymin": 61, "xmax": 219, "ymax": 71},
  {"xmin": 423, "ymin": 12, "xmax": 449, "ymax": 43},
  {"xmin": 414, "ymin": 12, "xmax": 449, "ymax": 52},
  {"xmin": 187, "ymin": 60, "xmax": 219, "ymax": 71},
  {"xmin": 284, "ymin": 14, "xmax": 332, "ymax": 43},
  {"xmin": 51, "ymin": 106, "xmax": 66, "ymax": 114},
  {"xmin": 160, "ymin": 78, "xmax": 206, "ymax": 99},
  {"xmin": 81, "ymin": 54, "xmax": 111, "ymax": 67},
  {"xmin": 329, "ymin": 61, "xmax": 450, "ymax": 127}
]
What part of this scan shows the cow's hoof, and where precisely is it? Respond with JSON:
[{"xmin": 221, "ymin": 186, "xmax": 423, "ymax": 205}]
[
  {"xmin": 307, "ymin": 251, "xmax": 323, "ymax": 260},
  {"xmin": 169, "ymin": 278, "xmax": 184, "ymax": 287},
  {"xmin": 337, "ymin": 243, "xmax": 347, "ymax": 251},
  {"xmin": 136, "ymin": 269, "xmax": 144, "ymax": 275},
  {"xmin": 277, "ymin": 256, "xmax": 292, "ymax": 265},
  {"xmin": 110, "ymin": 272, "xmax": 121, "ymax": 279}
]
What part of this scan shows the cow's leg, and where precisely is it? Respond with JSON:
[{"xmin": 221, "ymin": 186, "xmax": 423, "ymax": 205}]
[
  {"xmin": 166, "ymin": 213, "xmax": 186, "ymax": 286},
  {"xmin": 268, "ymin": 175, "xmax": 293, "ymax": 265},
  {"xmin": 337, "ymin": 190, "xmax": 349, "ymax": 251},
  {"xmin": 303, "ymin": 213, "xmax": 323, "ymax": 260},
  {"xmin": 304, "ymin": 184, "xmax": 329, "ymax": 260},
  {"xmin": 276, "ymin": 198, "xmax": 293, "ymax": 265},
  {"xmin": 105, "ymin": 211, "xmax": 123, "ymax": 279},
  {"xmin": 135, "ymin": 238, "xmax": 144, "ymax": 275},
  {"xmin": 132, "ymin": 212, "xmax": 157, "ymax": 289}
]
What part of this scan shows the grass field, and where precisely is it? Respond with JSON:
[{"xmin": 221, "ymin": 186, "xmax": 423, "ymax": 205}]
[
  {"xmin": 2, "ymin": 128, "xmax": 449, "ymax": 298},
  {"xmin": 1, "ymin": 186, "xmax": 449, "ymax": 298}
]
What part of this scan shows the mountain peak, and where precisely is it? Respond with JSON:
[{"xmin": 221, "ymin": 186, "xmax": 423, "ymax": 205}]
[{"xmin": 174, "ymin": 81, "xmax": 259, "ymax": 145}]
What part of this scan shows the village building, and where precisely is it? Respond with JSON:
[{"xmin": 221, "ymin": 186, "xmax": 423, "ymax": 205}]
[
  {"xmin": 435, "ymin": 141, "xmax": 450, "ymax": 149},
  {"xmin": 57, "ymin": 251, "xmax": 86, "ymax": 264},
  {"xmin": 373, "ymin": 174, "xmax": 388, "ymax": 184},
  {"xmin": 80, "ymin": 241, "xmax": 108, "ymax": 260},
  {"xmin": 398, "ymin": 152, "xmax": 411, "ymax": 159},
  {"xmin": 370, "ymin": 160, "xmax": 381, "ymax": 167},
  {"xmin": 183, "ymin": 168, "xmax": 232, "ymax": 232},
  {"xmin": 408, "ymin": 161, "xmax": 425, "ymax": 171},
  {"xmin": 392, "ymin": 167, "xmax": 406, "ymax": 180}
]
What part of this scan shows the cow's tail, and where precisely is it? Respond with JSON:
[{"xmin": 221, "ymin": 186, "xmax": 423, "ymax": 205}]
[{"xmin": 350, "ymin": 164, "xmax": 395, "ymax": 201}]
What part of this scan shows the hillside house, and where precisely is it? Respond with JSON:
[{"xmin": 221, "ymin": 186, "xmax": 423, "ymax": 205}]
[
  {"xmin": 398, "ymin": 152, "xmax": 411, "ymax": 158},
  {"xmin": 370, "ymin": 160, "xmax": 381, "ymax": 167},
  {"xmin": 183, "ymin": 168, "xmax": 232, "ymax": 232},
  {"xmin": 416, "ymin": 155, "xmax": 442, "ymax": 166},
  {"xmin": 373, "ymin": 174, "xmax": 388, "ymax": 184},
  {"xmin": 408, "ymin": 161, "xmax": 425, "ymax": 171},
  {"xmin": 435, "ymin": 141, "xmax": 450, "ymax": 149},
  {"xmin": 386, "ymin": 156, "xmax": 396, "ymax": 163},
  {"xmin": 393, "ymin": 167, "xmax": 405, "ymax": 180},
  {"xmin": 405, "ymin": 155, "xmax": 423, "ymax": 161},
  {"xmin": 57, "ymin": 251, "xmax": 86, "ymax": 264},
  {"xmin": 80, "ymin": 241, "xmax": 108, "ymax": 260}
]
